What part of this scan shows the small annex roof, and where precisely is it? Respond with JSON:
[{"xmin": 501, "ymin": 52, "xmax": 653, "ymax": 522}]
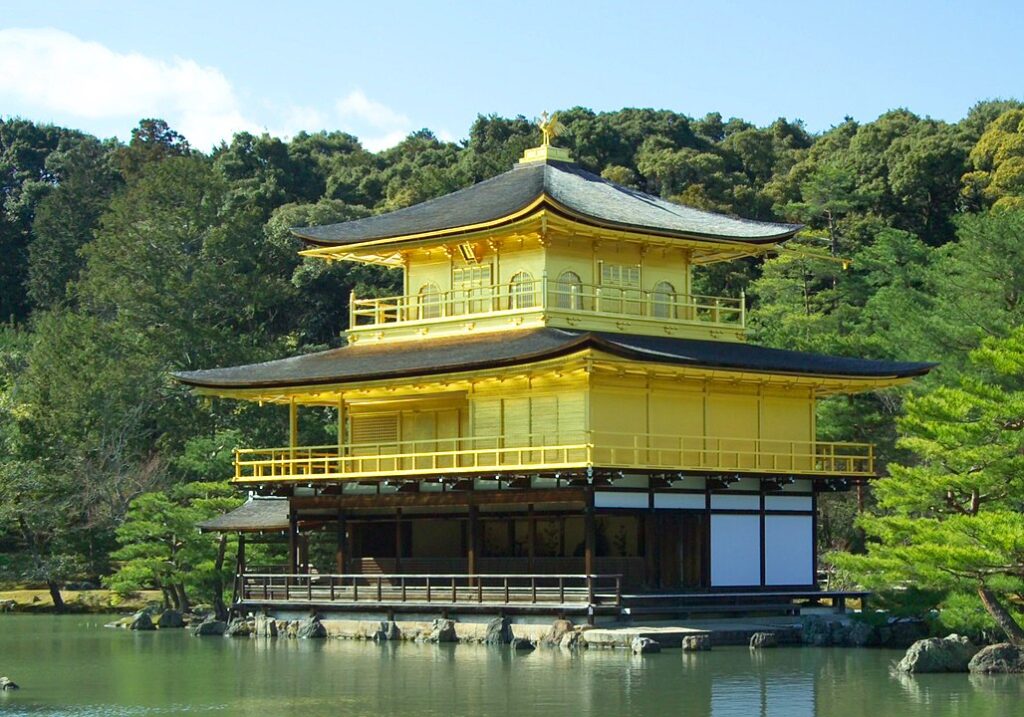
[
  {"xmin": 197, "ymin": 497, "xmax": 289, "ymax": 533},
  {"xmin": 292, "ymin": 159, "xmax": 802, "ymax": 247},
  {"xmin": 173, "ymin": 329, "xmax": 935, "ymax": 391}
]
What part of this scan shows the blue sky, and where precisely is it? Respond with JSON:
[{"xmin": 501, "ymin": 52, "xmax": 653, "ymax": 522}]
[{"xmin": 1, "ymin": 1, "xmax": 1021, "ymax": 150}]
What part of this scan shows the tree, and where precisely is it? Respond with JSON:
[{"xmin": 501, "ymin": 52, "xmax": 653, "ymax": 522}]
[
  {"xmin": 106, "ymin": 433, "xmax": 244, "ymax": 614},
  {"xmin": 833, "ymin": 329, "xmax": 1024, "ymax": 644}
]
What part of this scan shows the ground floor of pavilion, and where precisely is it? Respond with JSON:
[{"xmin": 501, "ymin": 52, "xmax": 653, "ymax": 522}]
[{"xmin": 203, "ymin": 474, "xmax": 864, "ymax": 621}]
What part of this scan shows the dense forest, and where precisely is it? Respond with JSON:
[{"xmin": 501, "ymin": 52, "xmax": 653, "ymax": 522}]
[{"xmin": 4, "ymin": 104, "xmax": 1024, "ymax": 629}]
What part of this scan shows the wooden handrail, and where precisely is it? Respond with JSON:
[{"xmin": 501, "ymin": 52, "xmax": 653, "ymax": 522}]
[{"xmin": 238, "ymin": 572, "xmax": 624, "ymax": 608}]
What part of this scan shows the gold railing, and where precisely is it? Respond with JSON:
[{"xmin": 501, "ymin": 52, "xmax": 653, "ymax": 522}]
[
  {"xmin": 233, "ymin": 432, "xmax": 874, "ymax": 482},
  {"xmin": 349, "ymin": 279, "xmax": 744, "ymax": 330}
]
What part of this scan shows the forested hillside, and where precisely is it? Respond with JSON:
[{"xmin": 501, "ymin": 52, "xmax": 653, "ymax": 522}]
[{"xmin": 4, "ymin": 103, "xmax": 1024, "ymax": 610}]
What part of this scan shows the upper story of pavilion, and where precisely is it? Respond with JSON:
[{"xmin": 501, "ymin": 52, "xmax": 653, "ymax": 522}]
[{"xmin": 295, "ymin": 138, "xmax": 802, "ymax": 346}]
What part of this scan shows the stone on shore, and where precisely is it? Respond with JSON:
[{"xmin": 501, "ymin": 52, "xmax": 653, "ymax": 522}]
[
  {"xmin": 895, "ymin": 635, "xmax": 979, "ymax": 673},
  {"xmin": 296, "ymin": 616, "xmax": 327, "ymax": 639},
  {"xmin": 0, "ymin": 599, "xmax": 16, "ymax": 613},
  {"xmin": 191, "ymin": 618, "xmax": 227, "ymax": 637},
  {"xmin": 483, "ymin": 617, "xmax": 513, "ymax": 645},
  {"xmin": 129, "ymin": 611, "xmax": 155, "ymax": 631},
  {"xmin": 749, "ymin": 632, "xmax": 778, "ymax": 649},
  {"xmin": 543, "ymin": 619, "xmax": 574, "ymax": 647},
  {"xmin": 0, "ymin": 677, "xmax": 19, "ymax": 690},
  {"xmin": 631, "ymin": 636, "xmax": 661, "ymax": 655},
  {"xmin": 968, "ymin": 643, "xmax": 1024, "ymax": 674},
  {"xmin": 682, "ymin": 634, "xmax": 712, "ymax": 651},
  {"xmin": 156, "ymin": 610, "xmax": 185, "ymax": 629},
  {"xmin": 424, "ymin": 618, "xmax": 456, "ymax": 643}
]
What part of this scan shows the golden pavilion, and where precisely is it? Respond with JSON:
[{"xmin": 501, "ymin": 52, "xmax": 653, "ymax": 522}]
[{"xmin": 181, "ymin": 122, "xmax": 933, "ymax": 621}]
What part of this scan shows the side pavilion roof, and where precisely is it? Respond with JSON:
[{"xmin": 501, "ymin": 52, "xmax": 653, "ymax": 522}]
[
  {"xmin": 292, "ymin": 159, "xmax": 802, "ymax": 248},
  {"xmin": 173, "ymin": 329, "xmax": 936, "ymax": 391}
]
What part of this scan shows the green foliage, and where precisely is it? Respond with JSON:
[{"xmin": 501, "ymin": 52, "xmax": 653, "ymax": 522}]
[
  {"xmin": 832, "ymin": 330, "xmax": 1024, "ymax": 638},
  {"xmin": 2, "ymin": 101, "xmax": 1024, "ymax": 597}
]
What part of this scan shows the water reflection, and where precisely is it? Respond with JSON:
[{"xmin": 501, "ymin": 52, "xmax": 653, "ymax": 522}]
[{"xmin": 0, "ymin": 616, "xmax": 1020, "ymax": 717}]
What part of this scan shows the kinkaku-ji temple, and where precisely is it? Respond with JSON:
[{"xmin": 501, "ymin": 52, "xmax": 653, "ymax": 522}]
[{"xmin": 176, "ymin": 117, "xmax": 934, "ymax": 623}]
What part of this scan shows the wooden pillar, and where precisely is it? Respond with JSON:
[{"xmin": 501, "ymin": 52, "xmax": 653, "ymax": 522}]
[
  {"xmin": 584, "ymin": 488, "xmax": 596, "ymax": 578},
  {"xmin": 335, "ymin": 510, "xmax": 347, "ymax": 574},
  {"xmin": 237, "ymin": 534, "xmax": 246, "ymax": 575},
  {"xmin": 337, "ymin": 396, "xmax": 346, "ymax": 474},
  {"xmin": 287, "ymin": 509, "xmax": 298, "ymax": 575},
  {"xmin": 527, "ymin": 504, "xmax": 536, "ymax": 573},
  {"xmin": 394, "ymin": 508, "xmax": 403, "ymax": 573},
  {"xmin": 467, "ymin": 505, "xmax": 479, "ymax": 578},
  {"xmin": 644, "ymin": 511, "xmax": 659, "ymax": 588},
  {"xmin": 289, "ymin": 397, "xmax": 298, "ymax": 467},
  {"xmin": 299, "ymin": 535, "xmax": 309, "ymax": 574}
]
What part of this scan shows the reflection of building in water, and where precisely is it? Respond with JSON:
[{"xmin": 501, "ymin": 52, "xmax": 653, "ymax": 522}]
[
  {"xmin": 182, "ymin": 124, "xmax": 934, "ymax": 623},
  {"xmin": 712, "ymin": 668, "xmax": 815, "ymax": 717}
]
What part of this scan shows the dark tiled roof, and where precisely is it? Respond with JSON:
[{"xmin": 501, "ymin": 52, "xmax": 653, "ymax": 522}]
[
  {"xmin": 197, "ymin": 498, "xmax": 289, "ymax": 533},
  {"xmin": 173, "ymin": 329, "xmax": 935, "ymax": 390},
  {"xmin": 293, "ymin": 160, "xmax": 802, "ymax": 246}
]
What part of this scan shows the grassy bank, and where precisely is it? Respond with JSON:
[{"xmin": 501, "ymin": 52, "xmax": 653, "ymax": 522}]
[{"xmin": 0, "ymin": 588, "xmax": 162, "ymax": 614}]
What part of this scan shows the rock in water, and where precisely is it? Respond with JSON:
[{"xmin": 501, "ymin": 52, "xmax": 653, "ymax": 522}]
[
  {"xmin": 558, "ymin": 630, "xmax": 584, "ymax": 651},
  {"xmin": 425, "ymin": 618, "xmax": 456, "ymax": 643},
  {"xmin": 129, "ymin": 611, "xmax": 155, "ymax": 631},
  {"xmin": 682, "ymin": 634, "xmax": 712, "ymax": 651},
  {"xmin": 225, "ymin": 618, "xmax": 253, "ymax": 637},
  {"xmin": 511, "ymin": 637, "xmax": 536, "ymax": 651},
  {"xmin": 254, "ymin": 614, "xmax": 278, "ymax": 638},
  {"xmin": 749, "ymin": 632, "xmax": 779, "ymax": 649},
  {"xmin": 156, "ymin": 610, "xmax": 185, "ymax": 629},
  {"xmin": 895, "ymin": 635, "xmax": 979, "ymax": 673},
  {"xmin": 968, "ymin": 643, "xmax": 1024, "ymax": 674},
  {"xmin": 191, "ymin": 618, "xmax": 227, "ymax": 637},
  {"xmin": 296, "ymin": 617, "xmax": 327, "ymax": 639},
  {"xmin": 0, "ymin": 677, "xmax": 19, "ymax": 690},
  {"xmin": 631, "ymin": 637, "xmax": 661, "ymax": 655},
  {"xmin": 483, "ymin": 617, "xmax": 513, "ymax": 645}
]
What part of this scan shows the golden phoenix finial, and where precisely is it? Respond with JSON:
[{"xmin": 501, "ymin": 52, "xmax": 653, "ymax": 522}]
[{"xmin": 538, "ymin": 112, "xmax": 565, "ymax": 147}]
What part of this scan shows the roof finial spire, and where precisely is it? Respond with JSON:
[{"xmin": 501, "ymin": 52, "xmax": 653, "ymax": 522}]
[
  {"xmin": 538, "ymin": 111, "xmax": 565, "ymax": 147},
  {"xmin": 518, "ymin": 111, "xmax": 573, "ymax": 165}
]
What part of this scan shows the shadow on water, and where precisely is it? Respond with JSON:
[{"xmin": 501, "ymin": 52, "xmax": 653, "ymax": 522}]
[{"xmin": 1, "ymin": 615, "xmax": 1021, "ymax": 716}]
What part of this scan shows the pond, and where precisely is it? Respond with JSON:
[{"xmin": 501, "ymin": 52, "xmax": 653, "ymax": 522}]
[{"xmin": 0, "ymin": 616, "xmax": 1019, "ymax": 716}]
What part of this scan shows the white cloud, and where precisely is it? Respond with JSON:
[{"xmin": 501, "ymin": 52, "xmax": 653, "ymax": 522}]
[
  {"xmin": 336, "ymin": 89, "xmax": 410, "ymax": 131},
  {"xmin": 0, "ymin": 28, "xmax": 424, "ymax": 153},
  {"xmin": 0, "ymin": 27, "xmax": 261, "ymax": 148}
]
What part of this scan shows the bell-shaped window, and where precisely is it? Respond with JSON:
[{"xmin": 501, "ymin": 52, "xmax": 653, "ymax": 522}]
[
  {"xmin": 651, "ymin": 281, "xmax": 676, "ymax": 318},
  {"xmin": 554, "ymin": 271, "xmax": 583, "ymax": 310},
  {"xmin": 509, "ymin": 272, "xmax": 536, "ymax": 309}
]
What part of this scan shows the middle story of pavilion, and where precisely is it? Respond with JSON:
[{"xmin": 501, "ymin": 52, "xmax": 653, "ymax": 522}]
[{"xmin": 177, "ymin": 327, "xmax": 931, "ymax": 596}]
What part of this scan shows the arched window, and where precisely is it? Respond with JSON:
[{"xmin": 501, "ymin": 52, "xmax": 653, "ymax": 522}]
[
  {"xmin": 509, "ymin": 272, "xmax": 536, "ymax": 309},
  {"xmin": 554, "ymin": 271, "xmax": 583, "ymax": 310},
  {"xmin": 651, "ymin": 281, "xmax": 676, "ymax": 318},
  {"xmin": 418, "ymin": 282, "xmax": 441, "ymax": 320}
]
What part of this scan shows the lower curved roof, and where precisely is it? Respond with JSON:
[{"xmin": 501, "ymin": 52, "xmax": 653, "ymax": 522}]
[{"xmin": 173, "ymin": 329, "xmax": 935, "ymax": 391}]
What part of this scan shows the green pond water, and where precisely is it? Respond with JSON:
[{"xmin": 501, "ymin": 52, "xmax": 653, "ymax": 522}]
[{"xmin": 0, "ymin": 615, "xmax": 1020, "ymax": 716}]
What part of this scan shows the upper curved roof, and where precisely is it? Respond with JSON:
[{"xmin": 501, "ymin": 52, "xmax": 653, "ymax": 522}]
[
  {"xmin": 293, "ymin": 159, "xmax": 802, "ymax": 247},
  {"xmin": 173, "ymin": 328, "xmax": 935, "ymax": 391}
]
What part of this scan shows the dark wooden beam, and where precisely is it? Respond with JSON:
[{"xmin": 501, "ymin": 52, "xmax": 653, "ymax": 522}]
[
  {"xmin": 291, "ymin": 487, "xmax": 586, "ymax": 510},
  {"xmin": 584, "ymin": 488, "xmax": 595, "ymax": 578},
  {"xmin": 467, "ymin": 504, "xmax": 479, "ymax": 578},
  {"xmin": 527, "ymin": 503, "xmax": 536, "ymax": 573},
  {"xmin": 287, "ymin": 508, "xmax": 298, "ymax": 574},
  {"xmin": 335, "ymin": 510, "xmax": 347, "ymax": 574}
]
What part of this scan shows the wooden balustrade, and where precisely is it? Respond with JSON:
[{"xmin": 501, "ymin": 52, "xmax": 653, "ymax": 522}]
[
  {"xmin": 349, "ymin": 280, "xmax": 745, "ymax": 330},
  {"xmin": 232, "ymin": 431, "xmax": 875, "ymax": 483},
  {"xmin": 238, "ymin": 572, "xmax": 623, "ymax": 610}
]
